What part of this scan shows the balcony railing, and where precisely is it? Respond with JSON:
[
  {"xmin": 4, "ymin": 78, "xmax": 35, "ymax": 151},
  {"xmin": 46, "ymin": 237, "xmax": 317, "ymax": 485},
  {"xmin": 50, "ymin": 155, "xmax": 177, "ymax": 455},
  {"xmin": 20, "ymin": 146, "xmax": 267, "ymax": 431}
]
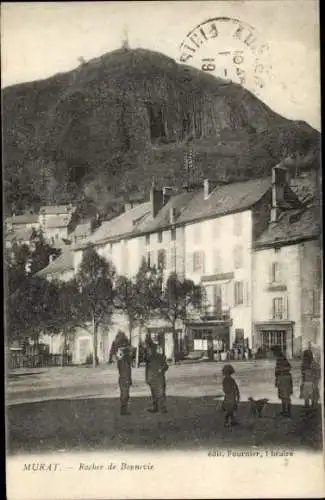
[{"xmin": 200, "ymin": 306, "xmax": 231, "ymax": 321}]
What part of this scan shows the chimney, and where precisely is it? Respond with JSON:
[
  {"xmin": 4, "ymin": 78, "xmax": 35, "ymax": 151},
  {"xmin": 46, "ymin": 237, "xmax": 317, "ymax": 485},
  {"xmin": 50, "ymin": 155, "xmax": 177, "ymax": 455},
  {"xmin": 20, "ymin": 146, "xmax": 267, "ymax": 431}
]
[
  {"xmin": 124, "ymin": 202, "xmax": 132, "ymax": 212},
  {"xmin": 49, "ymin": 254, "xmax": 57, "ymax": 264},
  {"xmin": 150, "ymin": 184, "xmax": 164, "ymax": 218},
  {"xmin": 162, "ymin": 186, "xmax": 173, "ymax": 205},
  {"xmin": 169, "ymin": 207, "xmax": 177, "ymax": 224},
  {"xmin": 271, "ymin": 165, "xmax": 287, "ymax": 222},
  {"xmin": 203, "ymin": 179, "xmax": 210, "ymax": 200}
]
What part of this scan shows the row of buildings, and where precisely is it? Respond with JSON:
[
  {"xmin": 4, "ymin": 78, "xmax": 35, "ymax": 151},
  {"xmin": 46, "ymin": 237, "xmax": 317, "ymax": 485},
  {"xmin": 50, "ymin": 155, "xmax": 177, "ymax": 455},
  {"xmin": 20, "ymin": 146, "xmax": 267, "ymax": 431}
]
[
  {"xmin": 32, "ymin": 164, "xmax": 322, "ymax": 364},
  {"xmin": 5, "ymin": 204, "xmax": 93, "ymax": 249}
]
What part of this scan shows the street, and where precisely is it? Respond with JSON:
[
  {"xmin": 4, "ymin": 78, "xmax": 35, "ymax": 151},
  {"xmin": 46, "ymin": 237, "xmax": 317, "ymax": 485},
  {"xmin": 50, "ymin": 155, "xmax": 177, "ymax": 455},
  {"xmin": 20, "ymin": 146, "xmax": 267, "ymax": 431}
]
[{"xmin": 6, "ymin": 360, "xmax": 323, "ymax": 455}]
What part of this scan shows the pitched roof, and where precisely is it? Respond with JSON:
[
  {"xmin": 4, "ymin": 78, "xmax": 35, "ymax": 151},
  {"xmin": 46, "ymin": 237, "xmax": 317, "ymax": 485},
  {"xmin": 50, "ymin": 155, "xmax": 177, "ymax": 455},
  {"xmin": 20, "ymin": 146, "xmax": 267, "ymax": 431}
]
[
  {"xmin": 36, "ymin": 248, "xmax": 74, "ymax": 277},
  {"xmin": 83, "ymin": 202, "xmax": 151, "ymax": 247},
  {"xmin": 40, "ymin": 205, "xmax": 75, "ymax": 215},
  {"xmin": 72, "ymin": 221, "xmax": 92, "ymax": 237},
  {"xmin": 8, "ymin": 214, "xmax": 39, "ymax": 225},
  {"xmin": 45, "ymin": 215, "xmax": 72, "ymax": 228},
  {"xmin": 177, "ymin": 177, "xmax": 273, "ymax": 224},
  {"xmin": 136, "ymin": 191, "xmax": 197, "ymax": 233},
  {"xmin": 289, "ymin": 175, "xmax": 317, "ymax": 205},
  {"xmin": 255, "ymin": 204, "xmax": 321, "ymax": 248},
  {"xmin": 5, "ymin": 227, "xmax": 34, "ymax": 243}
]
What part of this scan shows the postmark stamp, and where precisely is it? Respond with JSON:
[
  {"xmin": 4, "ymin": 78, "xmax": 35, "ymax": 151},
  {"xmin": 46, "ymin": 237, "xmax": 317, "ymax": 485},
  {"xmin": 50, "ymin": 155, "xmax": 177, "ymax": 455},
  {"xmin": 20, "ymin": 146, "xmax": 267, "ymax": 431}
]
[{"xmin": 179, "ymin": 17, "xmax": 272, "ymax": 97}]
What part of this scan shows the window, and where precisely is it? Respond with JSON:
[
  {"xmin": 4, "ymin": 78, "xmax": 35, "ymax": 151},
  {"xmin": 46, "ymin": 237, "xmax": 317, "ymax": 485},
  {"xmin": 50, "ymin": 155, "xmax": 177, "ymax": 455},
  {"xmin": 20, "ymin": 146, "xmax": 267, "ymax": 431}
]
[
  {"xmin": 157, "ymin": 249, "xmax": 166, "ymax": 269},
  {"xmin": 235, "ymin": 329, "xmax": 244, "ymax": 343},
  {"xmin": 157, "ymin": 231, "xmax": 163, "ymax": 243},
  {"xmin": 213, "ymin": 284, "xmax": 222, "ymax": 312},
  {"xmin": 213, "ymin": 219, "xmax": 220, "ymax": 239},
  {"xmin": 171, "ymin": 228, "xmax": 176, "ymax": 241},
  {"xmin": 272, "ymin": 297, "xmax": 284, "ymax": 320},
  {"xmin": 312, "ymin": 289, "xmax": 320, "ymax": 317},
  {"xmin": 145, "ymin": 234, "xmax": 150, "ymax": 246},
  {"xmin": 193, "ymin": 251, "xmax": 204, "ymax": 272},
  {"xmin": 193, "ymin": 225, "xmax": 201, "ymax": 244},
  {"xmin": 233, "ymin": 213, "xmax": 242, "ymax": 237},
  {"xmin": 147, "ymin": 251, "xmax": 153, "ymax": 266},
  {"xmin": 234, "ymin": 281, "xmax": 244, "ymax": 305},
  {"xmin": 234, "ymin": 245, "xmax": 243, "ymax": 269},
  {"xmin": 213, "ymin": 249, "xmax": 222, "ymax": 273},
  {"xmin": 271, "ymin": 262, "xmax": 281, "ymax": 283}
]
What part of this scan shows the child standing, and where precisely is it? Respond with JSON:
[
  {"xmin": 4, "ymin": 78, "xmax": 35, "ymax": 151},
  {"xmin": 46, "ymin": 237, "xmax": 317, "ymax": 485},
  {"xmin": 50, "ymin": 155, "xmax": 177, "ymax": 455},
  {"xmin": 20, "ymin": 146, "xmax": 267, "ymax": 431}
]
[
  {"xmin": 222, "ymin": 364, "xmax": 240, "ymax": 427},
  {"xmin": 275, "ymin": 353, "xmax": 293, "ymax": 417}
]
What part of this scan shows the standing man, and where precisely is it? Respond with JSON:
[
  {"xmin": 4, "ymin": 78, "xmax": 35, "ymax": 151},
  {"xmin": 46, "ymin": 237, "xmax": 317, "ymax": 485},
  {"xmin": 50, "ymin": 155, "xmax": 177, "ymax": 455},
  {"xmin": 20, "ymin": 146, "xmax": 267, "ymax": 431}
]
[
  {"xmin": 145, "ymin": 340, "xmax": 169, "ymax": 413},
  {"xmin": 114, "ymin": 331, "xmax": 133, "ymax": 416}
]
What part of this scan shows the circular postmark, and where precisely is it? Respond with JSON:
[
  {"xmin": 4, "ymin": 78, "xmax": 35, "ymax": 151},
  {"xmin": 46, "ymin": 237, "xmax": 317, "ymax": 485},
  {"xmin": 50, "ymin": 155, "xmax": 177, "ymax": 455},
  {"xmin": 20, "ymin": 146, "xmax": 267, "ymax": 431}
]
[{"xmin": 179, "ymin": 17, "xmax": 272, "ymax": 97}]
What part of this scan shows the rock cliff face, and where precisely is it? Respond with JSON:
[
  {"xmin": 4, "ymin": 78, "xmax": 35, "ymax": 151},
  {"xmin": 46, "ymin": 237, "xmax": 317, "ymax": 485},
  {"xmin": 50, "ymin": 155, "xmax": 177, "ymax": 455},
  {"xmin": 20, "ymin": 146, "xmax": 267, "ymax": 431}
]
[{"xmin": 2, "ymin": 48, "xmax": 320, "ymax": 215}]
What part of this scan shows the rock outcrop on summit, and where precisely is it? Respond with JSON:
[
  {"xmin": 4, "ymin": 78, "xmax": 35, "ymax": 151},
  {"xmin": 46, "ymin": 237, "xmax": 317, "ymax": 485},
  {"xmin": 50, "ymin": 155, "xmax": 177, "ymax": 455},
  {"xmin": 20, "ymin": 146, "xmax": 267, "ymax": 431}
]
[{"xmin": 3, "ymin": 48, "xmax": 320, "ymax": 215}]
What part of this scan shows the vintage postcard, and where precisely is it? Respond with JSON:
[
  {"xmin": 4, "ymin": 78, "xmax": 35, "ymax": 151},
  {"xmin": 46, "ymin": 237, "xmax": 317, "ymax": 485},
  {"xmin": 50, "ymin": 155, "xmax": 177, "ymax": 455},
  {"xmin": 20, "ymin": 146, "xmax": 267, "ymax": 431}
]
[{"xmin": 3, "ymin": 1, "xmax": 323, "ymax": 499}]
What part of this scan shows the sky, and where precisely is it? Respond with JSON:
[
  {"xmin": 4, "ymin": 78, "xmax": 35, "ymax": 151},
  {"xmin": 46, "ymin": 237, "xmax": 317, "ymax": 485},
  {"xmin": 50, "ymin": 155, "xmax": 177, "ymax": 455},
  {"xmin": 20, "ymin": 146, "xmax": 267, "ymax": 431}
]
[{"xmin": 1, "ymin": 1, "xmax": 320, "ymax": 130}]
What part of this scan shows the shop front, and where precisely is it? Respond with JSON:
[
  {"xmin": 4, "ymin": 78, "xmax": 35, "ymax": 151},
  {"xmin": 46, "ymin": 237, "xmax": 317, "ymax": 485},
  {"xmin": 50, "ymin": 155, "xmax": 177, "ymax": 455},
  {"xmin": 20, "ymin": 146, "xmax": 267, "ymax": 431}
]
[
  {"xmin": 254, "ymin": 321, "xmax": 295, "ymax": 358},
  {"xmin": 186, "ymin": 320, "xmax": 232, "ymax": 360}
]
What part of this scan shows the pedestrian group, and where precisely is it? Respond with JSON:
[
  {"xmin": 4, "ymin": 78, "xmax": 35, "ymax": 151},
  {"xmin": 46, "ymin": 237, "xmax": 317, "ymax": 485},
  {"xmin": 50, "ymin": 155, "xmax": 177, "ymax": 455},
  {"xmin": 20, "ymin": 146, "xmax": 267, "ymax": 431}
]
[
  {"xmin": 112, "ymin": 331, "xmax": 321, "ymax": 423},
  {"xmin": 112, "ymin": 331, "xmax": 168, "ymax": 415}
]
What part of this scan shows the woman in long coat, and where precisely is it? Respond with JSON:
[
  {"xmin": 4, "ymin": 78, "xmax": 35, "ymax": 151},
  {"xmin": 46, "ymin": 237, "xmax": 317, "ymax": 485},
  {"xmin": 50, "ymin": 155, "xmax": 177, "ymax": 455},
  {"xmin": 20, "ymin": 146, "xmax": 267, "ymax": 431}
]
[{"xmin": 275, "ymin": 352, "xmax": 293, "ymax": 417}]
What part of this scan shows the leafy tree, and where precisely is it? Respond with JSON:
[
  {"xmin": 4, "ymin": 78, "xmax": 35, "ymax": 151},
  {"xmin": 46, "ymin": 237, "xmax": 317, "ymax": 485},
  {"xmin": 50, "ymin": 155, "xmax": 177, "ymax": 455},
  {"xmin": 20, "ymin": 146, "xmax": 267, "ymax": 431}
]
[
  {"xmin": 4, "ymin": 242, "xmax": 30, "ymax": 295},
  {"xmin": 114, "ymin": 259, "xmax": 162, "ymax": 365},
  {"xmin": 158, "ymin": 272, "xmax": 203, "ymax": 363},
  {"xmin": 7, "ymin": 276, "xmax": 60, "ymax": 346},
  {"xmin": 114, "ymin": 275, "xmax": 138, "ymax": 342},
  {"xmin": 74, "ymin": 247, "xmax": 116, "ymax": 367},
  {"xmin": 29, "ymin": 228, "xmax": 61, "ymax": 275}
]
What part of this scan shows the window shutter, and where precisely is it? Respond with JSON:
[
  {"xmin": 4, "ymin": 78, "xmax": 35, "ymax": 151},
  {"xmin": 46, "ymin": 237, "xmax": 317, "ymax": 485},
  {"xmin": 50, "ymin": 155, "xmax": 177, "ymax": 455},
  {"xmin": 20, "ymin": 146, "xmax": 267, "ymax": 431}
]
[
  {"xmin": 201, "ymin": 251, "xmax": 205, "ymax": 274},
  {"xmin": 227, "ymin": 282, "xmax": 233, "ymax": 308},
  {"xmin": 283, "ymin": 295, "xmax": 289, "ymax": 319},
  {"xmin": 244, "ymin": 281, "xmax": 250, "ymax": 306},
  {"xmin": 269, "ymin": 298, "xmax": 274, "ymax": 320}
]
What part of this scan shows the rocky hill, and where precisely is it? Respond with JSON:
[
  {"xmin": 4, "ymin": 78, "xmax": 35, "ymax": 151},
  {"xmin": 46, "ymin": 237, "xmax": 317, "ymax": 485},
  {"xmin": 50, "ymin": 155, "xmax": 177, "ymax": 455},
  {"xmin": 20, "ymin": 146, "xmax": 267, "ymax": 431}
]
[{"xmin": 2, "ymin": 47, "xmax": 320, "ymax": 217}]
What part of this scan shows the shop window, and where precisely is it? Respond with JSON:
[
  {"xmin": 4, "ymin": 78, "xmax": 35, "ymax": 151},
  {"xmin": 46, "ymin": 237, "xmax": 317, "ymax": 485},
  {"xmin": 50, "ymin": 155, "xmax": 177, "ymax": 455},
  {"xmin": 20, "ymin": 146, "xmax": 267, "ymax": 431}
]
[{"xmin": 235, "ymin": 329, "xmax": 244, "ymax": 343}]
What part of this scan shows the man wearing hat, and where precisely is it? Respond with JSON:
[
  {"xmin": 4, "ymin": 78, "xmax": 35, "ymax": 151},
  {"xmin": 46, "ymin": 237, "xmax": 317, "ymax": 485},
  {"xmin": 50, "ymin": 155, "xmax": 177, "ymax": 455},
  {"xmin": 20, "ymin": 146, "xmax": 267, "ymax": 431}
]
[
  {"xmin": 145, "ymin": 339, "xmax": 169, "ymax": 413},
  {"xmin": 114, "ymin": 331, "xmax": 133, "ymax": 415}
]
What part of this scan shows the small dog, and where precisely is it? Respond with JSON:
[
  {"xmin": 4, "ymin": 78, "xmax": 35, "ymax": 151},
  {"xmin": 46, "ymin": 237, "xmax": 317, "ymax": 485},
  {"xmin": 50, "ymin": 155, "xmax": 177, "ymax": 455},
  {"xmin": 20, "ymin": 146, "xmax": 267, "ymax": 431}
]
[{"xmin": 248, "ymin": 397, "xmax": 269, "ymax": 418}]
